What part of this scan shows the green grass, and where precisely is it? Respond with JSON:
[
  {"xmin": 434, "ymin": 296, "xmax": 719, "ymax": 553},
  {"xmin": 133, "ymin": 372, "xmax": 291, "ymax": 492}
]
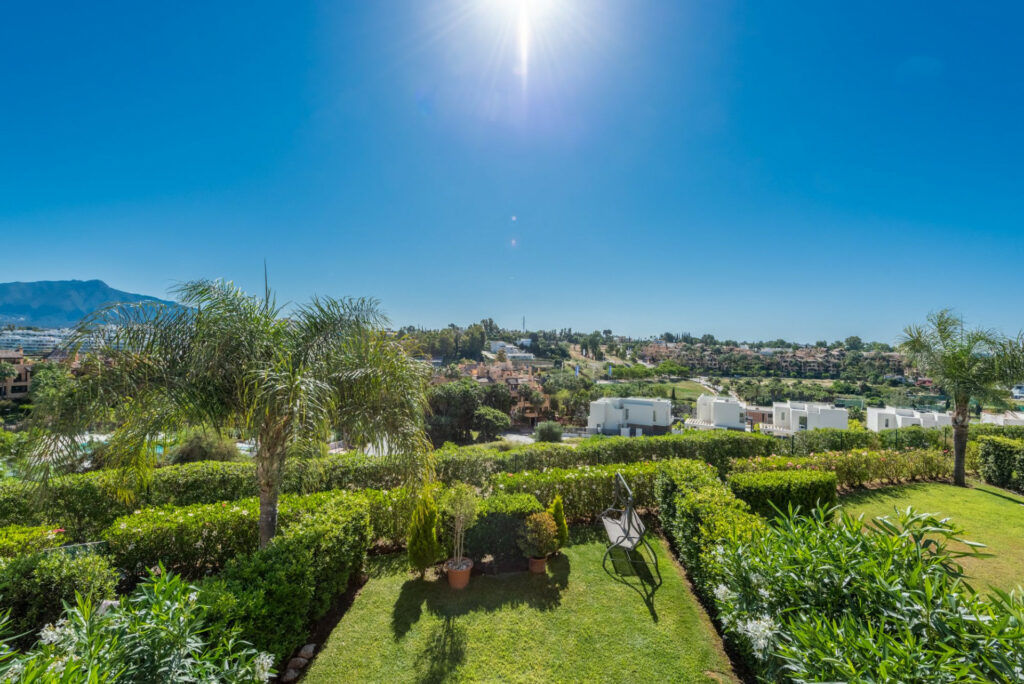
[
  {"xmin": 650, "ymin": 380, "xmax": 709, "ymax": 402},
  {"xmin": 840, "ymin": 481, "xmax": 1024, "ymax": 593},
  {"xmin": 305, "ymin": 529, "xmax": 735, "ymax": 683}
]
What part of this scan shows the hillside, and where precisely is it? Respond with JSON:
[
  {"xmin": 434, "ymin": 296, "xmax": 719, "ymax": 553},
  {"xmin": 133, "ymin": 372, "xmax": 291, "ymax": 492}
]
[{"xmin": 0, "ymin": 279, "xmax": 173, "ymax": 328}]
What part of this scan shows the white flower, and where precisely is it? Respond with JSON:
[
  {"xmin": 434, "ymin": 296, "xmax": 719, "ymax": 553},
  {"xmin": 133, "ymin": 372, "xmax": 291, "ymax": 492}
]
[
  {"xmin": 739, "ymin": 615, "xmax": 776, "ymax": 658},
  {"xmin": 119, "ymin": 523, "xmax": 127, "ymax": 530},
  {"xmin": 713, "ymin": 584, "xmax": 733, "ymax": 604},
  {"xmin": 7, "ymin": 660, "xmax": 24, "ymax": 679},
  {"xmin": 38, "ymin": 619, "xmax": 68, "ymax": 646},
  {"xmin": 253, "ymin": 652, "xmax": 274, "ymax": 681},
  {"xmin": 188, "ymin": 591, "xmax": 198, "ymax": 603},
  {"xmin": 46, "ymin": 657, "xmax": 66, "ymax": 675}
]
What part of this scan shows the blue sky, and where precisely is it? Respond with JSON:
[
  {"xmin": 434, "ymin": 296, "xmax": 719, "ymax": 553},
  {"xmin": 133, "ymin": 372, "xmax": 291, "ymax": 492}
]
[{"xmin": 2, "ymin": 1, "xmax": 1022, "ymax": 343}]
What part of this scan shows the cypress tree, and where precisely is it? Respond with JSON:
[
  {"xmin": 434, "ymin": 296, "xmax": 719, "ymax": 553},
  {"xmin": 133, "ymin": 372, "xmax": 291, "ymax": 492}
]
[
  {"xmin": 408, "ymin": 492, "xmax": 443, "ymax": 577},
  {"xmin": 547, "ymin": 494, "xmax": 569, "ymax": 550}
]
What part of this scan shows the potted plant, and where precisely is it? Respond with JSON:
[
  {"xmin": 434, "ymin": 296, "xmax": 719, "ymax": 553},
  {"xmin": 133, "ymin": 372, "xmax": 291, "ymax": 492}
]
[
  {"xmin": 518, "ymin": 512, "xmax": 558, "ymax": 573},
  {"xmin": 442, "ymin": 483, "xmax": 478, "ymax": 589}
]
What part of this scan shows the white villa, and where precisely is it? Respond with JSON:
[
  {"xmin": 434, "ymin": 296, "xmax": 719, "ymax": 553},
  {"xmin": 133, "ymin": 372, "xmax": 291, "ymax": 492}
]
[
  {"xmin": 981, "ymin": 411, "xmax": 1024, "ymax": 427},
  {"xmin": 769, "ymin": 400, "xmax": 848, "ymax": 434},
  {"xmin": 684, "ymin": 394, "xmax": 746, "ymax": 431},
  {"xmin": 587, "ymin": 396, "xmax": 673, "ymax": 436},
  {"xmin": 488, "ymin": 340, "xmax": 535, "ymax": 361},
  {"xmin": 866, "ymin": 406, "xmax": 952, "ymax": 432}
]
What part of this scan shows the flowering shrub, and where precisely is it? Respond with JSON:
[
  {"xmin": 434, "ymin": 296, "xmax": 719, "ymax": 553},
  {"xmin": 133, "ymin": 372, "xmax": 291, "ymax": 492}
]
[
  {"xmin": 490, "ymin": 461, "xmax": 666, "ymax": 521},
  {"xmin": 0, "ymin": 549, "xmax": 117, "ymax": 649},
  {"xmin": 730, "ymin": 448, "xmax": 954, "ymax": 488},
  {"xmin": 0, "ymin": 524, "xmax": 66, "ymax": 559},
  {"xmin": 978, "ymin": 435, "xmax": 1024, "ymax": 492},
  {"xmin": 727, "ymin": 470, "xmax": 837, "ymax": 518},
  {"xmin": 0, "ymin": 567, "xmax": 274, "ymax": 682},
  {"xmin": 710, "ymin": 506, "xmax": 1024, "ymax": 681}
]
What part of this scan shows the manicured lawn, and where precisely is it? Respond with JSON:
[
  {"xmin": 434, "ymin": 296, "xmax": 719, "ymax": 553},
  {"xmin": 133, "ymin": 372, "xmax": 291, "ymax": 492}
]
[
  {"xmin": 840, "ymin": 481, "xmax": 1024, "ymax": 593},
  {"xmin": 305, "ymin": 529, "xmax": 735, "ymax": 683},
  {"xmin": 661, "ymin": 380, "xmax": 711, "ymax": 402}
]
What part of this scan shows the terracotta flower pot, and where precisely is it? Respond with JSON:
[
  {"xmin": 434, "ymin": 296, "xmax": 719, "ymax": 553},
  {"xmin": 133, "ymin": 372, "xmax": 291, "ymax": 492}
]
[
  {"xmin": 528, "ymin": 556, "xmax": 547, "ymax": 574},
  {"xmin": 445, "ymin": 557, "xmax": 473, "ymax": 589}
]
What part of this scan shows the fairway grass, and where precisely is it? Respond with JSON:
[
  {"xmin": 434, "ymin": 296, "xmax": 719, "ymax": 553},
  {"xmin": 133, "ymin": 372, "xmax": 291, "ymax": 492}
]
[
  {"xmin": 840, "ymin": 481, "xmax": 1024, "ymax": 593},
  {"xmin": 304, "ymin": 530, "xmax": 735, "ymax": 683}
]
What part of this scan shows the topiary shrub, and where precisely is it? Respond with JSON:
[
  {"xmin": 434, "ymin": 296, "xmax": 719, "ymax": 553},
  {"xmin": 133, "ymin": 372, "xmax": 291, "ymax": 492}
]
[
  {"xmin": 547, "ymin": 494, "xmax": 568, "ymax": 550},
  {"xmin": 517, "ymin": 512, "xmax": 558, "ymax": 558},
  {"xmin": 0, "ymin": 550, "xmax": 118, "ymax": 649},
  {"xmin": 407, "ymin": 492, "xmax": 443, "ymax": 577},
  {"xmin": 534, "ymin": 421, "xmax": 563, "ymax": 443},
  {"xmin": 728, "ymin": 470, "xmax": 837, "ymax": 519}
]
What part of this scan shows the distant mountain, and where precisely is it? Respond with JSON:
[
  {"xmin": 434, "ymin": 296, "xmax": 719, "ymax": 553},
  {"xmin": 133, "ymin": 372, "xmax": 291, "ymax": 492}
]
[{"xmin": 0, "ymin": 280, "xmax": 174, "ymax": 328}]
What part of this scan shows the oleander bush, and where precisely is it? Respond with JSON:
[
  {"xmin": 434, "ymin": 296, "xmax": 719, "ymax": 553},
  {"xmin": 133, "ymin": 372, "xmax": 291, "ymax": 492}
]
[
  {"xmin": 491, "ymin": 461, "xmax": 666, "ymax": 520},
  {"xmin": 0, "ymin": 568, "xmax": 274, "ymax": 682},
  {"xmin": 978, "ymin": 435, "xmax": 1024, "ymax": 492},
  {"xmin": 0, "ymin": 524, "xmax": 66, "ymax": 558},
  {"xmin": 730, "ymin": 448, "xmax": 954, "ymax": 488},
  {"xmin": 200, "ymin": 493, "xmax": 371, "ymax": 666},
  {"xmin": 0, "ymin": 549, "xmax": 118, "ymax": 649},
  {"xmin": 728, "ymin": 470, "xmax": 837, "ymax": 518},
  {"xmin": 710, "ymin": 506, "xmax": 1024, "ymax": 681}
]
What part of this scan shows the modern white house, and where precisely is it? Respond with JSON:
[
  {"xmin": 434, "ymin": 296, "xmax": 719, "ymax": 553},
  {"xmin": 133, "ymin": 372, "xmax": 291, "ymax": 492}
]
[
  {"xmin": 770, "ymin": 401, "xmax": 848, "ymax": 434},
  {"xmin": 866, "ymin": 406, "xmax": 952, "ymax": 432},
  {"xmin": 981, "ymin": 411, "xmax": 1024, "ymax": 427},
  {"xmin": 587, "ymin": 396, "xmax": 673, "ymax": 436},
  {"xmin": 489, "ymin": 341, "xmax": 514, "ymax": 353},
  {"xmin": 1012, "ymin": 384, "xmax": 1024, "ymax": 400},
  {"xmin": 488, "ymin": 340, "xmax": 535, "ymax": 361},
  {"xmin": 684, "ymin": 394, "xmax": 746, "ymax": 431}
]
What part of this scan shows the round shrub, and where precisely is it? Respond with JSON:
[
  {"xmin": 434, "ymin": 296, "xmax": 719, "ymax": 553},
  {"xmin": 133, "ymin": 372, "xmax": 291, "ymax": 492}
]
[
  {"xmin": 517, "ymin": 512, "xmax": 558, "ymax": 558},
  {"xmin": 534, "ymin": 421, "xmax": 563, "ymax": 443}
]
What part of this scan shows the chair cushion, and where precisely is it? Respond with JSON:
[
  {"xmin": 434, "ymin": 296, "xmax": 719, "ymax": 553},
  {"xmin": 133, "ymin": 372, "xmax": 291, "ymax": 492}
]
[{"xmin": 601, "ymin": 514, "xmax": 641, "ymax": 551}]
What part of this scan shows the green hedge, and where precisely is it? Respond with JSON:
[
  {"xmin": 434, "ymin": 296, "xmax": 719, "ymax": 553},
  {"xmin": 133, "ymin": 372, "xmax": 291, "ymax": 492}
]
[
  {"xmin": 728, "ymin": 470, "xmax": 837, "ymax": 518},
  {"xmin": 0, "ymin": 550, "xmax": 118, "ymax": 649},
  {"xmin": 730, "ymin": 449, "xmax": 954, "ymax": 488},
  {"xmin": 978, "ymin": 436, "xmax": 1024, "ymax": 492},
  {"xmin": 440, "ymin": 493, "xmax": 544, "ymax": 561},
  {"xmin": 491, "ymin": 461, "xmax": 667, "ymax": 521},
  {"xmin": 200, "ymin": 493, "xmax": 371, "ymax": 666},
  {"xmin": 654, "ymin": 460, "xmax": 764, "ymax": 605},
  {"xmin": 0, "ymin": 524, "xmax": 67, "ymax": 559},
  {"xmin": 782, "ymin": 426, "xmax": 949, "ymax": 456},
  {"xmin": 0, "ymin": 432, "xmax": 775, "ymax": 541}
]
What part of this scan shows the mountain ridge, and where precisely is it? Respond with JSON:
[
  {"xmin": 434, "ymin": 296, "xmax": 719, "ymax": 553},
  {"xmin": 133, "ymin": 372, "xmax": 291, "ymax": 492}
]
[{"xmin": 0, "ymin": 279, "xmax": 173, "ymax": 328}]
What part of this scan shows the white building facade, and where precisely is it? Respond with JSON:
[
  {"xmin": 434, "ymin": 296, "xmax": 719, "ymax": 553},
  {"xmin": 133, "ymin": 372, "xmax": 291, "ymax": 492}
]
[
  {"xmin": 684, "ymin": 394, "xmax": 746, "ymax": 431},
  {"xmin": 587, "ymin": 397, "xmax": 673, "ymax": 436},
  {"xmin": 981, "ymin": 411, "xmax": 1024, "ymax": 427},
  {"xmin": 866, "ymin": 406, "xmax": 952, "ymax": 432},
  {"xmin": 772, "ymin": 401, "xmax": 848, "ymax": 434}
]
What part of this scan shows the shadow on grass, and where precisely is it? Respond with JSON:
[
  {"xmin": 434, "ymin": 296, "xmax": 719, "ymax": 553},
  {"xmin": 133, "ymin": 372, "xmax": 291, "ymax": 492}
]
[
  {"xmin": 391, "ymin": 554, "xmax": 571, "ymax": 641},
  {"xmin": 414, "ymin": 615, "xmax": 467, "ymax": 684},
  {"xmin": 971, "ymin": 483, "xmax": 1024, "ymax": 507},
  {"xmin": 604, "ymin": 543, "xmax": 662, "ymax": 622},
  {"xmin": 840, "ymin": 482, "xmax": 940, "ymax": 508}
]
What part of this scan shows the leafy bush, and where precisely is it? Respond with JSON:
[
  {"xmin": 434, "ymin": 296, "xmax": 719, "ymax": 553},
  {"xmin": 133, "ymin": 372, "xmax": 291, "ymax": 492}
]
[
  {"xmin": 0, "ymin": 524, "xmax": 66, "ymax": 558},
  {"xmin": 0, "ymin": 550, "xmax": 117, "ymax": 648},
  {"xmin": 167, "ymin": 431, "xmax": 244, "ymax": 464},
  {"xmin": 978, "ymin": 435, "xmax": 1024, "ymax": 491},
  {"xmin": 518, "ymin": 512, "xmax": 558, "ymax": 558},
  {"xmin": 547, "ymin": 494, "xmax": 568, "ymax": 549},
  {"xmin": 492, "ymin": 461, "xmax": 666, "ymax": 520},
  {"xmin": 473, "ymin": 406, "xmax": 511, "ymax": 442},
  {"xmin": 728, "ymin": 470, "xmax": 837, "ymax": 518},
  {"xmin": 731, "ymin": 448, "xmax": 954, "ymax": 488},
  {"xmin": 534, "ymin": 421, "xmax": 563, "ymax": 443},
  {"xmin": 359, "ymin": 486, "xmax": 413, "ymax": 544},
  {"xmin": 457, "ymin": 492, "xmax": 544, "ymax": 561},
  {"xmin": 1, "ymin": 568, "xmax": 274, "ymax": 682},
  {"xmin": 200, "ymin": 493, "xmax": 370, "ymax": 666},
  {"xmin": 407, "ymin": 492, "xmax": 443, "ymax": 575},
  {"xmin": 710, "ymin": 507, "xmax": 1024, "ymax": 681}
]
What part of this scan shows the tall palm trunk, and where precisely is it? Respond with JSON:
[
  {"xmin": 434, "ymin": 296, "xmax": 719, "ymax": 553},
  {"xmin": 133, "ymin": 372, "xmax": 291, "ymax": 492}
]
[
  {"xmin": 951, "ymin": 402, "xmax": 969, "ymax": 487},
  {"xmin": 255, "ymin": 442, "xmax": 286, "ymax": 547},
  {"xmin": 258, "ymin": 483, "xmax": 279, "ymax": 547}
]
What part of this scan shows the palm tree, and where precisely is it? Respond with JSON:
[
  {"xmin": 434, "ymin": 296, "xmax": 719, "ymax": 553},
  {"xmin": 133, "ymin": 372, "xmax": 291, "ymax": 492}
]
[
  {"xmin": 26, "ymin": 280, "xmax": 431, "ymax": 545},
  {"xmin": 899, "ymin": 310, "xmax": 1024, "ymax": 486}
]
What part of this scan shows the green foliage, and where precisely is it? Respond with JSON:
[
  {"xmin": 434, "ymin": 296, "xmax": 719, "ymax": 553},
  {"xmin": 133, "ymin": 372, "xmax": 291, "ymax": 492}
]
[
  {"xmin": 427, "ymin": 378, "xmax": 483, "ymax": 446},
  {"xmin": 440, "ymin": 483, "xmax": 478, "ymax": 562},
  {"xmin": 0, "ymin": 550, "xmax": 117, "ymax": 648},
  {"xmin": 517, "ymin": 512, "xmax": 558, "ymax": 558},
  {"xmin": 167, "ymin": 430, "xmax": 243, "ymax": 464},
  {"xmin": 731, "ymin": 449, "xmax": 956, "ymax": 488},
  {"xmin": 711, "ymin": 507, "xmax": 1024, "ymax": 681},
  {"xmin": 456, "ymin": 493, "xmax": 544, "ymax": 561},
  {"xmin": 978, "ymin": 435, "xmax": 1024, "ymax": 491},
  {"xmin": 481, "ymin": 382, "xmax": 514, "ymax": 414},
  {"xmin": 534, "ymin": 421, "xmax": 563, "ymax": 443},
  {"xmin": 727, "ymin": 470, "xmax": 837, "ymax": 518},
  {"xmin": 493, "ymin": 461, "xmax": 666, "ymax": 520},
  {"xmin": 407, "ymin": 492, "xmax": 443, "ymax": 575},
  {"xmin": 200, "ymin": 494, "xmax": 371, "ymax": 666},
  {"xmin": 546, "ymin": 494, "xmax": 568, "ymax": 549},
  {"xmin": 1, "ymin": 567, "xmax": 274, "ymax": 682},
  {"xmin": 0, "ymin": 524, "xmax": 66, "ymax": 558},
  {"xmin": 473, "ymin": 405, "xmax": 511, "ymax": 442}
]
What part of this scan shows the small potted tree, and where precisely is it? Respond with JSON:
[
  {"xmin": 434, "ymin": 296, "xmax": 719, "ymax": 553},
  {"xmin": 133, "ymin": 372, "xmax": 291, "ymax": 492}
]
[
  {"xmin": 518, "ymin": 512, "xmax": 558, "ymax": 573},
  {"xmin": 442, "ymin": 483, "xmax": 479, "ymax": 589}
]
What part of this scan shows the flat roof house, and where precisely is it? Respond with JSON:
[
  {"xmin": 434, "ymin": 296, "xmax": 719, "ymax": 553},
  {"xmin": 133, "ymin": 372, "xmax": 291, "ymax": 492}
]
[
  {"xmin": 587, "ymin": 396, "xmax": 672, "ymax": 437},
  {"xmin": 685, "ymin": 394, "xmax": 746, "ymax": 431},
  {"xmin": 866, "ymin": 406, "xmax": 952, "ymax": 432},
  {"xmin": 981, "ymin": 411, "xmax": 1024, "ymax": 427},
  {"xmin": 770, "ymin": 400, "xmax": 848, "ymax": 434}
]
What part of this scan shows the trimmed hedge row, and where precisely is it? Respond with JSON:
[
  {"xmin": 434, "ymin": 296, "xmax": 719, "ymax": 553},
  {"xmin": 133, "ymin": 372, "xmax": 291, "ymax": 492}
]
[
  {"xmin": 440, "ymin": 492, "xmax": 544, "ymax": 561},
  {"xmin": 786, "ymin": 426, "xmax": 950, "ymax": 455},
  {"xmin": 728, "ymin": 470, "xmax": 837, "ymax": 518},
  {"xmin": 730, "ymin": 448, "xmax": 954, "ymax": 488},
  {"xmin": 0, "ymin": 431, "xmax": 774, "ymax": 541},
  {"xmin": 978, "ymin": 435, "xmax": 1024, "ymax": 493},
  {"xmin": 0, "ymin": 524, "xmax": 67, "ymax": 559}
]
